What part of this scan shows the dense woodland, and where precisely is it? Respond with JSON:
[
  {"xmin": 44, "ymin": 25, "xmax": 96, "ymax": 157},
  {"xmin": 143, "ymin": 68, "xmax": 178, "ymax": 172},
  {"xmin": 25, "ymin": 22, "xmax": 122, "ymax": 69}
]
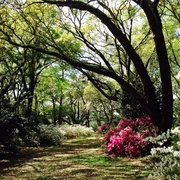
[{"xmin": 0, "ymin": 0, "xmax": 180, "ymax": 153}]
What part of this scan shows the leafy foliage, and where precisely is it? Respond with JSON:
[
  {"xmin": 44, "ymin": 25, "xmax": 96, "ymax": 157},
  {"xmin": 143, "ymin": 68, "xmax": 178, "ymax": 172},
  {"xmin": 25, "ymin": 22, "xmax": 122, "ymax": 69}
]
[
  {"xmin": 0, "ymin": 107, "xmax": 39, "ymax": 153},
  {"xmin": 0, "ymin": 0, "xmax": 175, "ymax": 132},
  {"xmin": 121, "ymin": 86, "xmax": 147, "ymax": 119}
]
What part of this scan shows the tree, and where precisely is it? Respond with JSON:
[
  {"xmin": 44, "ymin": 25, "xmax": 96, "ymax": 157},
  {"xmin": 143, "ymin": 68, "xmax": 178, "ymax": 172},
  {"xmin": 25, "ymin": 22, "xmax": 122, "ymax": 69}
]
[
  {"xmin": 41, "ymin": 0, "xmax": 174, "ymax": 133},
  {"xmin": 62, "ymin": 73, "xmax": 91, "ymax": 126},
  {"xmin": 35, "ymin": 62, "xmax": 71, "ymax": 125},
  {"xmin": 84, "ymin": 82, "xmax": 120, "ymax": 127},
  {"xmin": 0, "ymin": 0, "xmax": 176, "ymax": 132}
]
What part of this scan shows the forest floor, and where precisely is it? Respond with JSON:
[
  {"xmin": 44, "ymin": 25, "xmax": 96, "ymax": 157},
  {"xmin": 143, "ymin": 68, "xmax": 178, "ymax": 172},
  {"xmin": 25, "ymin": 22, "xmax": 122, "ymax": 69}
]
[{"xmin": 0, "ymin": 136, "xmax": 155, "ymax": 180}]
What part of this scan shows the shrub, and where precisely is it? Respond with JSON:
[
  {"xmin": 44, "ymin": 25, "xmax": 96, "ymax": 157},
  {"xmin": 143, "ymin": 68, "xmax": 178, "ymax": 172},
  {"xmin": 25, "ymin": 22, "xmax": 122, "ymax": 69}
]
[
  {"xmin": 59, "ymin": 124, "xmax": 94, "ymax": 139},
  {"xmin": 147, "ymin": 126, "xmax": 180, "ymax": 179},
  {"xmin": 38, "ymin": 124, "xmax": 66, "ymax": 146},
  {"xmin": 103, "ymin": 116, "xmax": 155, "ymax": 158},
  {"xmin": 96, "ymin": 123, "xmax": 110, "ymax": 134},
  {"xmin": 0, "ymin": 110, "xmax": 37, "ymax": 154},
  {"xmin": 0, "ymin": 107, "xmax": 52, "ymax": 153}
]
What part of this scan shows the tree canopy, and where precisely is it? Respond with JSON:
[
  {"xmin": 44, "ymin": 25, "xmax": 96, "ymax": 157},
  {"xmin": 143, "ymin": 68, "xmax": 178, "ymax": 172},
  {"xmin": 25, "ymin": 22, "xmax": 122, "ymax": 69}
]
[{"xmin": 0, "ymin": 0, "xmax": 180, "ymax": 132}]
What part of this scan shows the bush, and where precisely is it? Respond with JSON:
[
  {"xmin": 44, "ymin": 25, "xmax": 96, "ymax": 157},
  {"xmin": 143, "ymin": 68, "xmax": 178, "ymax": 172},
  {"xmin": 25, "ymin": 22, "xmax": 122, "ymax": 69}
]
[
  {"xmin": 147, "ymin": 126, "xmax": 180, "ymax": 179},
  {"xmin": 38, "ymin": 124, "xmax": 66, "ymax": 146},
  {"xmin": 0, "ymin": 110, "xmax": 34, "ymax": 154},
  {"xmin": 103, "ymin": 116, "xmax": 156, "ymax": 158},
  {"xmin": 0, "ymin": 106, "xmax": 52, "ymax": 152},
  {"xmin": 59, "ymin": 124, "xmax": 94, "ymax": 139},
  {"xmin": 96, "ymin": 123, "xmax": 110, "ymax": 134}
]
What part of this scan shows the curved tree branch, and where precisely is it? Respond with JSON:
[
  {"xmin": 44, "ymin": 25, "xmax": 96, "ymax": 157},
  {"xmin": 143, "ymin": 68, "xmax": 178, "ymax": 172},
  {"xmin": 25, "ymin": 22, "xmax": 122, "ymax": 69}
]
[{"xmin": 42, "ymin": 0, "xmax": 162, "ymax": 127}]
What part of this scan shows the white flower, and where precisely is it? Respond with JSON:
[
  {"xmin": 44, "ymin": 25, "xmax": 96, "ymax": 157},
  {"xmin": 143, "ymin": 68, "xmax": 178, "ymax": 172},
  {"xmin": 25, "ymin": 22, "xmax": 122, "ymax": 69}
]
[
  {"xmin": 177, "ymin": 142, "xmax": 180, "ymax": 148},
  {"xmin": 171, "ymin": 127, "xmax": 180, "ymax": 135},
  {"xmin": 173, "ymin": 151, "xmax": 180, "ymax": 158},
  {"xmin": 148, "ymin": 174, "xmax": 154, "ymax": 179},
  {"xmin": 150, "ymin": 148, "xmax": 157, "ymax": 155},
  {"xmin": 151, "ymin": 146, "xmax": 174, "ymax": 155},
  {"xmin": 158, "ymin": 142, "xmax": 163, "ymax": 146}
]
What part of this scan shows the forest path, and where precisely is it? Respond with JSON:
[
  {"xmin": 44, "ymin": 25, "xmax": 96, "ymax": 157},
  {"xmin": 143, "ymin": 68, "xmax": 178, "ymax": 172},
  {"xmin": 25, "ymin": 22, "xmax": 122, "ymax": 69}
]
[{"xmin": 0, "ymin": 136, "xmax": 152, "ymax": 180}]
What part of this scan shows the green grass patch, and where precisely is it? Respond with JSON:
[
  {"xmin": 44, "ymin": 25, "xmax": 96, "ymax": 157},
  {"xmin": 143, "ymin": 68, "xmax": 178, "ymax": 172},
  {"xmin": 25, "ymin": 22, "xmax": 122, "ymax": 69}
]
[{"xmin": 73, "ymin": 154, "xmax": 119, "ymax": 166}]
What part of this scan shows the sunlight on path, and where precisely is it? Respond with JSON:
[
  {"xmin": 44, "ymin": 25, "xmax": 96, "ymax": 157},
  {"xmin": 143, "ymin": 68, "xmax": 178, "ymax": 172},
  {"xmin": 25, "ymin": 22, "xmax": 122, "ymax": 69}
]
[{"xmin": 0, "ymin": 136, "xmax": 152, "ymax": 180}]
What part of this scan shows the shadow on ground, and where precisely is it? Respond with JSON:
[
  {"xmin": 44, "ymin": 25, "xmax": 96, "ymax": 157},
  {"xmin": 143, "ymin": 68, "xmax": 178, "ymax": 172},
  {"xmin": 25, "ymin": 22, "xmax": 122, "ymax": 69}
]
[{"xmin": 0, "ymin": 136, "xmax": 152, "ymax": 180}]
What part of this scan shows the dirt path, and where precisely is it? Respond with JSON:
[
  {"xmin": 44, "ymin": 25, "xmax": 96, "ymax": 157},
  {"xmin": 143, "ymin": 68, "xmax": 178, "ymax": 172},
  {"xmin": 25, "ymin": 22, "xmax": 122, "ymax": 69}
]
[{"xmin": 0, "ymin": 136, "xmax": 151, "ymax": 180}]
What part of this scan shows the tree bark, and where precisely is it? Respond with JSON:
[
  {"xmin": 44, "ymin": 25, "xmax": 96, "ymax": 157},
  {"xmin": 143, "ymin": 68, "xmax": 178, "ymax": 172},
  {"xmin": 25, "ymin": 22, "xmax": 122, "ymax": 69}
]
[{"xmin": 134, "ymin": 0, "xmax": 173, "ymax": 131}]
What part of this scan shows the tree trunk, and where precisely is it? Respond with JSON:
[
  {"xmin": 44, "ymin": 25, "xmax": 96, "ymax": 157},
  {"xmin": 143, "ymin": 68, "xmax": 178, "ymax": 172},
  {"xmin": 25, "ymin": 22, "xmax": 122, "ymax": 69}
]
[
  {"xmin": 52, "ymin": 98, "xmax": 56, "ymax": 125},
  {"xmin": 58, "ymin": 96, "xmax": 63, "ymax": 125},
  {"xmin": 137, "ymin": 0, "xmax": 173, "ymax": 132}
]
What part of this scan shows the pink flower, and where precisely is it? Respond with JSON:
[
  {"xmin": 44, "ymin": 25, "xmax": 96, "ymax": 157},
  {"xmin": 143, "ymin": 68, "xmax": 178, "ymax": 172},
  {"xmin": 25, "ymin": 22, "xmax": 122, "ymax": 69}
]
[
  {"xmin": 102, "ymin": 116, "xmax": 156, "ymax": 158},
  {"xmin": 96, "ymin": 123, "xmax": 110, "ymax": 133},
  {"xmin": 118, "ymin": 119, "xmax": 134, "ymax": 129}
]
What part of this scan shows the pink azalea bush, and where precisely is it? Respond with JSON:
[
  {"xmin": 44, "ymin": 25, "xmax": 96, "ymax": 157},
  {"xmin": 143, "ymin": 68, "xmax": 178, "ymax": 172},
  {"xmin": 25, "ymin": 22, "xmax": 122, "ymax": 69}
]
[
  {"xmin": 96, "ymin": 123, "xmax": 110, "ymax": 134},
  {"xmin": 103, "ymin": 116, "xmax": 156, "ymax": 158}
]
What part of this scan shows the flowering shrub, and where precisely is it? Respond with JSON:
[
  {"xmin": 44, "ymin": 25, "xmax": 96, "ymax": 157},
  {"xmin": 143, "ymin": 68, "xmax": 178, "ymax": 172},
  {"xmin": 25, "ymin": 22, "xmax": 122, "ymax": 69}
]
[
  {"xmin": 103, "ymin": 116, "xmax": 155, "ymax": 158},
  {"xmin": 96, "ymin": 123, "xmax": 110, "ymax": 134},
  {"xmin": 38, "ymin": 124, "xmax": 66, "ymax": 146},
  {"xmin": 59, "ymin": 124, "xmax": 94, "ymax": 139},
  {"xmin": 147, "ymin": 126, "xmax": 180, "ymax": 179}
]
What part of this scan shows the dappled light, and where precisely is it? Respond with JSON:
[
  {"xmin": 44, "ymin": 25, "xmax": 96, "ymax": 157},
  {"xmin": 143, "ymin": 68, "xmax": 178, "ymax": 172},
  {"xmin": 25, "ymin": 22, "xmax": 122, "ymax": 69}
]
[
  {"xmin": 0, "ymin": 137, "xmax": 152, "ymax": 179},
  {"xmin": 0, "ymin": 0, "xmax": 180, "ymax": 179}
]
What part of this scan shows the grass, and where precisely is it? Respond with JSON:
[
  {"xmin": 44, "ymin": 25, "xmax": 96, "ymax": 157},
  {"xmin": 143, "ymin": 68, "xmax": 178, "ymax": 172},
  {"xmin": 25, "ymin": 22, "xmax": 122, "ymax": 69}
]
[{"xmin": 0, "ymin": 135, "xmax": 154, "ymax": 180}]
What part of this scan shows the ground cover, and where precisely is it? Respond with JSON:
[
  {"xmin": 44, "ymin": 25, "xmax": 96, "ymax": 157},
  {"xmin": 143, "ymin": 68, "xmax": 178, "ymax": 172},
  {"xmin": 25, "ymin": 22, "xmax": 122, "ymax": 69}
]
[{"xmin": 0, "ymin": 136, "xmax": 153, "ymax": 180}]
